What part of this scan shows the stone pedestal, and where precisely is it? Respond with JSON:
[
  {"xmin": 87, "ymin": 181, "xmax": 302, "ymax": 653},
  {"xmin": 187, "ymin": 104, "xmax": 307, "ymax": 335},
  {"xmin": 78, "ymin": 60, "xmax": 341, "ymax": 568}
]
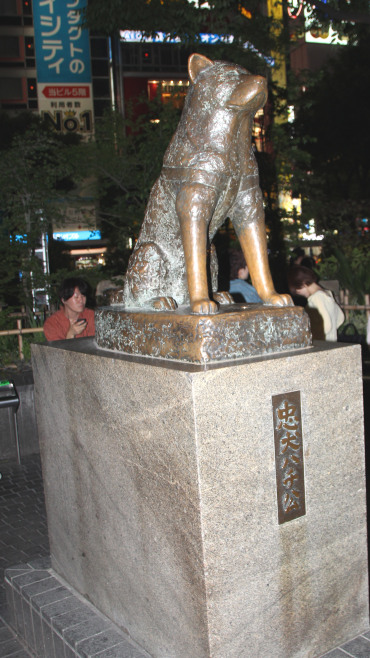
[{"xmin": 31, "ymin": 338, "xmax": 369, "ymax": 658}]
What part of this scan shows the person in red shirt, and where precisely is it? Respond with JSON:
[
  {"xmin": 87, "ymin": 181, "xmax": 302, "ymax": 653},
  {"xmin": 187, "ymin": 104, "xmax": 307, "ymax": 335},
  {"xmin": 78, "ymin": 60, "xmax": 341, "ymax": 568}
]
[{"xmin": 43, "ymin": 277, "xmax": 95, "ymax": 341}]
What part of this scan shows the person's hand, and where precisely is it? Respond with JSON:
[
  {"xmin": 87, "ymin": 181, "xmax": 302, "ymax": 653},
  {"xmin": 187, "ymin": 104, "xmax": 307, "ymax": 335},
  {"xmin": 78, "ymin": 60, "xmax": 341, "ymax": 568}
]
[{"xmin": 66, "ymin": 318, "xmax": 87, "ymax": 339}]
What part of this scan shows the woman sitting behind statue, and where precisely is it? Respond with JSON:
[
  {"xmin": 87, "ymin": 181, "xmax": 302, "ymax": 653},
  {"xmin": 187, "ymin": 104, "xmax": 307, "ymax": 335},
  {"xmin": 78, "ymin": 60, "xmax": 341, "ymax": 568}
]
[
  {"xmin": 43, "ymin": 277, "xmax": 95, "ymax": 341},
  {"xmin": 287, "ymin": 265, "xmax": 344, "ymax": 341},
  {"xmin": 228, "ymin": 249, "xmax": 262, "ymax": 304}
]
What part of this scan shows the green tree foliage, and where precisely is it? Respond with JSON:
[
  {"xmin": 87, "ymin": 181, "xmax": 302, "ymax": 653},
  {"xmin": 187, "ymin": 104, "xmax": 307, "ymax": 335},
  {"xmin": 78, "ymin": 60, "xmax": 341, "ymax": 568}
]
[
  {"xmin": 84, "ymin": 0, "xmax": 281, "ymax": 75},
  {"xmin": 0, "ymin": 116, "xmax": 79, "ymax": 309},
  {"xmin": 315, "ymin": 243, "xmax": 370, "ymax": 304},
  {"xmin": 84, "ymin": 0, "xmax": 294, "ymax": 282},
  {"xmin": 303, "ymin": 0, "xmax": 370, "ymax": 43},
  {"xmin": 84, "ymin": 0, "xmax": 370, "ymax": 66},
  {"xmin": 285, "ymin": 36, "xmax": 370, "ymax": 245},
  {"xmin": 76, "ymin": 98, "xmax": 182, "ymax": 273}
]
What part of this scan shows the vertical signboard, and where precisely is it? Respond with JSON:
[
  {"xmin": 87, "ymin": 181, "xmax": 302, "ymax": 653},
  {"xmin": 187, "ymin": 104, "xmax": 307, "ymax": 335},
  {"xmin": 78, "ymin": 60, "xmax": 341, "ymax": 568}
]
[
  {"xmin": 33, "ymin": 0, "xmax": 94, "ymax": 137},
  {"xmin": 272, "ymin": 391, "xmax": 306, "ymax": 524}
]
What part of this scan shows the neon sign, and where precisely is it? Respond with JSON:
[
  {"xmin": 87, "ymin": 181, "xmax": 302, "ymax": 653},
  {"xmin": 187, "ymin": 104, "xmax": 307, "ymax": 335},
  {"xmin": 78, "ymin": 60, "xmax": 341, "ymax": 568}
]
[
  {"xmin": 287, "ymin": 0, "xmax": 303, "ymax": 19},
  {"xmin": 120, "ymin": 31, "xmax": 274, "ymax": 65},
  {"xmin": 53, "ymin": 230, "xmax": 101, "ymax": 241}
]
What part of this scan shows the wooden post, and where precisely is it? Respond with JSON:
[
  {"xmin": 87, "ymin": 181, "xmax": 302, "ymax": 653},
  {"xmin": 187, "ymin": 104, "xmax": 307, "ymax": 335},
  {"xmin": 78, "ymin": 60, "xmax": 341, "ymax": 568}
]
[
  {"xmin": 344, "ymin": 290, "xmax": 349, "ymax": 322},
  {"xmin": 17, "ymin": 319, "xmax": 24, "ymax": 360},
  {"xmin": 365, "ymin": 294, "xmax": 370, "ymax": 323}
]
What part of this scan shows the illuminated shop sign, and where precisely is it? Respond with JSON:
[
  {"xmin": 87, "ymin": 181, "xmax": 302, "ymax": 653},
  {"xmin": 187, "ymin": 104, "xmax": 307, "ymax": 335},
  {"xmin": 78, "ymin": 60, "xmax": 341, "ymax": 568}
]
[
  {"xmin": 33, "ymin": 0, "xmax": 94, "ymax": 135},
  {"xmin": 33, "ymin": 0, "xmax": 91, "ymax": 83},
  {"xmin": 287, "ymin": 0, "xmax": 303, "ymax": 19},
  {"xmin": 287, "ymin": 0, "xmax": 348, "ymax": 44},
  {"xmin": 305, "ymin": 24, "xmax": 348, "ymax": 44},
  {"xmin": 303, "ymin": 1, "xmax": 348, "ymax": 44},
  {"xmin": 53, "ymin": 230, "xmax": 101, "ymax": 241},
  {"xmin": 120, "ymin": 30, "xmax": 233, "ymax": 44},
  {"xmin": 120, "ymin": 31, "xmax": 274, "ymax": 64}
]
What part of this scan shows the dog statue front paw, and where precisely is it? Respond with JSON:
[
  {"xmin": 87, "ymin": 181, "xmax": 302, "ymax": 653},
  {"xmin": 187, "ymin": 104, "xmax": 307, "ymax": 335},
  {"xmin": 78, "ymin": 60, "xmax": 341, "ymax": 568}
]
[
  {"xmin": 213, "ymin": 291, "xmax": 234, "ymax": 304},
  {"xmin": 263, "ymin": 292, "xmax": 293, "ymax": 307},
  {"xmin": 191, "ymin": 298, "xmax": 219, "ymax": 315}
]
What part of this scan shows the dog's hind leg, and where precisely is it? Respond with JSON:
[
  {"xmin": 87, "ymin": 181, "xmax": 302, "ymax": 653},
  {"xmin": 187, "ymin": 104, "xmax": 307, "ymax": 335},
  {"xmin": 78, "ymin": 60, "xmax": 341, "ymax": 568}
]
[{"xmin": 111, "ymin": 242, "xmax": 177, "ymax": 310}]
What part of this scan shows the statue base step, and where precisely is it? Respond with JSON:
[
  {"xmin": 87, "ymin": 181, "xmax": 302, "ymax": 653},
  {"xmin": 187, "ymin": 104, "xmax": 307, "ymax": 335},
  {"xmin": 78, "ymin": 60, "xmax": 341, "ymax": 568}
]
[
  {"xmin": 95, "ymin": 303, "xmax": 312, "ymax": 363},
  {"xmin": 4, "ymin": 558, "xmax": 149, "ymax": 658}
]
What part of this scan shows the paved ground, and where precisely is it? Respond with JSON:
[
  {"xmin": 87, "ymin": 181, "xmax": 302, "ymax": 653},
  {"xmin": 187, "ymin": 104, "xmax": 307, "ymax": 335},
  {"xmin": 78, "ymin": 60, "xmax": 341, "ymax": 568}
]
[
  {"xmin": 0, "ymin": 359, "xmax": 370, "ymax": 658},
  {"xmin": 1, "ymin": 458, "xmax": 370, "ymax": 658},
  {"xmin": 0, "ymin": 455, "xmax": 49, "ymax": 656}
]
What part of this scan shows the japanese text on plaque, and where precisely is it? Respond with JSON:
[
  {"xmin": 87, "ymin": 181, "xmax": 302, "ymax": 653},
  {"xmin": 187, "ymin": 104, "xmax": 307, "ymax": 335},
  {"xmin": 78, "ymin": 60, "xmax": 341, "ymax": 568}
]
[{"xmin": 272, "ymin": 391, "xmax": 306, "ymax": 524}]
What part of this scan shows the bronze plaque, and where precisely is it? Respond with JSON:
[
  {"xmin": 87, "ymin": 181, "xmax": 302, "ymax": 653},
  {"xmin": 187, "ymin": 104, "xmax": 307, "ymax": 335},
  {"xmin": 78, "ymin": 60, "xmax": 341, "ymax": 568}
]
[{"xmin": 272, "ymin": 391, "xmax": 306, "ymax": 524}]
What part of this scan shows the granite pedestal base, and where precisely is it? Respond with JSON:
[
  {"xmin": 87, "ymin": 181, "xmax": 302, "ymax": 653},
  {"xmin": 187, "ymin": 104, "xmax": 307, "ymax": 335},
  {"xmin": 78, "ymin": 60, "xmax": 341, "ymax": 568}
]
[{"xmin": 31, "ymin": 338, "xmax": 369, "ymax": 658}]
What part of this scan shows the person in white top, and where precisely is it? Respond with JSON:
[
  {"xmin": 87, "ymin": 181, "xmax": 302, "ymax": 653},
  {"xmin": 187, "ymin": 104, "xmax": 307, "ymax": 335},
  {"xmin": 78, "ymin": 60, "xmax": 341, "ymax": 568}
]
[{"xmin": 287, "ymin": 265, "xmax": 345, "ymax": 341}]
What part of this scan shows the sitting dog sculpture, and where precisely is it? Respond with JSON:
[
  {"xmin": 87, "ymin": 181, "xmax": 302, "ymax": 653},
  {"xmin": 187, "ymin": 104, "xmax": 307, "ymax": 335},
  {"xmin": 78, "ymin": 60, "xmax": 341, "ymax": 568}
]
[{"xmin": 111, "ymin": 53, "xmax": 292, "ymax": 314}]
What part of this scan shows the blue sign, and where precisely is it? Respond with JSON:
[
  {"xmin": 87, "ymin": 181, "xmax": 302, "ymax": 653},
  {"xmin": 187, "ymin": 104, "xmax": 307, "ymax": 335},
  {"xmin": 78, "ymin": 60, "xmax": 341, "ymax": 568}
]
[
  {"xmin": 53, "ymin": 230, "xmax": 101, "ymax": 242},
  {"xmin": 33, "ymin": 0, "xmax": 91, "ymax": 84}
]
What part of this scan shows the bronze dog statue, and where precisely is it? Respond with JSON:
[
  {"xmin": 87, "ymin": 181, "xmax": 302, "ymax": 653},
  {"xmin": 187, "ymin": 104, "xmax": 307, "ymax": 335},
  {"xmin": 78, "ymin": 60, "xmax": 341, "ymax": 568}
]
[{"xmin": 111, "ymin": 53, "xmax": 292, "ymax": 314}]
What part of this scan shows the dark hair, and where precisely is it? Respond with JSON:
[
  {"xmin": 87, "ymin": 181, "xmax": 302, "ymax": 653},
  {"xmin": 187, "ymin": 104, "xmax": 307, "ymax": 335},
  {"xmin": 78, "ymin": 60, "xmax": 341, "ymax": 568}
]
[
  {"xmin": 289, "ymin": 247, "xmax": 315, "ymax": 269},
  {"xmin": 300, "ymin": 255, "xmax": 315, "ymax": 269},
  {"xmin": 58, "ymin": 277, "xmax": 89, "ymax": 302},
  {"xmin": 292, "ymin": 246, "xmax": 305, "ymax": 259},
  {"xmin": 229, "ymin": 249, "xmax": 247, "ymax": 280},
  {"xmin": 287, "ymin": 265, "xmax": 318, "ymax": 294}
]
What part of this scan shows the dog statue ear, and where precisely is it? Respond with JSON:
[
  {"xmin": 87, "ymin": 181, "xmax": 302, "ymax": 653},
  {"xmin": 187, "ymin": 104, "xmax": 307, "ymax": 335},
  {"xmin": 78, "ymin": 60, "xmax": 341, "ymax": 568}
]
[{"xmin": 188, "ymin": 53, "xmax": 213, "ymax": 84}]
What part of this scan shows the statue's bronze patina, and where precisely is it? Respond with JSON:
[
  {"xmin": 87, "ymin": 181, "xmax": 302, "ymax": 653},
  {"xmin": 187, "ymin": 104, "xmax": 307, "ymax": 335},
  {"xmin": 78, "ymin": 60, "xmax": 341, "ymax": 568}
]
[
  {"xmin": 95, "ymin": 54, "xmax": 312, "ymax": 363},
  {"xmin": 111, "ymin": 53, "xmax": 291, "ymax": 313}
]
